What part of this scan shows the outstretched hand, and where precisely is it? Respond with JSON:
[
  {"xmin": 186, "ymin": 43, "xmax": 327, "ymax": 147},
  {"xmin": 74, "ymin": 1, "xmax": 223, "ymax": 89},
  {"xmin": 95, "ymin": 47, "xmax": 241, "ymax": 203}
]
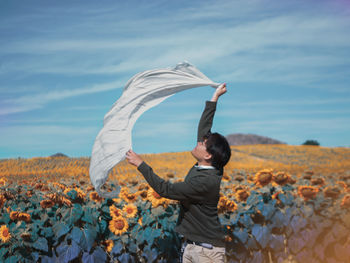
[
  {"xmin": 126, "ymin": 149, "xmax": 143, "ymax": 167},
  {"xmin": 211, "ymin": 83, "xmax": 227, "ymax": 102}
]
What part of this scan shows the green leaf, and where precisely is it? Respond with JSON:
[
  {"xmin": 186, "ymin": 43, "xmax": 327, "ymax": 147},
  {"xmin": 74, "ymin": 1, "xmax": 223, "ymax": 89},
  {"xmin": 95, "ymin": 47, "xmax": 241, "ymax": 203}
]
[
  {"xmin": 98, "ymin": 219, "xmax": 108, "ymax": 234},
  {"xmin": 0, "ymin": 247, "xmax": 8, "ymax": 260},
  {"xmin": 0, "ymin": 212, "xmax": 10, "ymax": 224},
  {"xmin": 53, "ymin": 222, "xmax": 70, "ymax": 239},
  {"xmin": 82, "ymin": 207, "xmax": 97, "ymax": 225},
  {"xmin": 62, "ymin": 204, "xmax": 83, "ymax": 225},
  {"xmin": 82, "ymin": 246, "xmax": 107, "ymax": 263},
  {"xmin": 71, "ymin": 225, "xmax": 97, "ymax": 252},
  {"xmin": 56, "ymin": 240, "xmax": 81, "ymax": 263},
  {"xmin": 33, "ymin": 237, "xmax": 48, "ymax": 252}
]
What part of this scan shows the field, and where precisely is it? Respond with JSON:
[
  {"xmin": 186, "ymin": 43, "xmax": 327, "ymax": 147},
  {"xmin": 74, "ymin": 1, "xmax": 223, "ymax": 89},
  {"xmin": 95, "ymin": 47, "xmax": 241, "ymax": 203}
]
[{"xmin": 0, "ymin": 144, "xmax": 350, "ymax": 262}]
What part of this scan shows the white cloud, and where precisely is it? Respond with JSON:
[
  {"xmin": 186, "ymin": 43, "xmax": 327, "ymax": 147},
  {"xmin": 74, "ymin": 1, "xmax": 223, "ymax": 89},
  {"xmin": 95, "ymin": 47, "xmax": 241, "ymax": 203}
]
[{"xmin": 0, "ymin": 79, "xmax": 124, "ymax": 115}]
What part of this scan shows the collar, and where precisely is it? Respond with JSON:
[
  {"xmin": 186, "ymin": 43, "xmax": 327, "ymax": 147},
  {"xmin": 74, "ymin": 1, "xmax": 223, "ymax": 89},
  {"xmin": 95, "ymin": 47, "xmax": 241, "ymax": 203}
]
[{"xmin": 194, "ymin": 164, "xmax": 216, "ymax": 170}]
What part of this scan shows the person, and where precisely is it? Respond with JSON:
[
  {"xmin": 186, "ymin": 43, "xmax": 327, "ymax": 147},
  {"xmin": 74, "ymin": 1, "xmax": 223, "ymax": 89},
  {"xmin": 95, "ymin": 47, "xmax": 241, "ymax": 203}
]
[{"xmin": 126, "ymin": 83, "xmax": 231, "ymax": 263}]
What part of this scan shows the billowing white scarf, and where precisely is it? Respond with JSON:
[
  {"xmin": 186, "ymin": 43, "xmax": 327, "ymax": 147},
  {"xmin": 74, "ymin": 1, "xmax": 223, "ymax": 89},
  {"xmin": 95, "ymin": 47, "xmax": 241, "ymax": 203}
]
[{"xmin": 89, "ymin": 61, "xmax": 220, "ymax": 198}]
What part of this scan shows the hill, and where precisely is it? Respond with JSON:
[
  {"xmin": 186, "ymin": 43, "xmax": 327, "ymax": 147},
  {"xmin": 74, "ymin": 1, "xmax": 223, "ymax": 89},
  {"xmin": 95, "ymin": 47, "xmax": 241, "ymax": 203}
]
[{"xmin": 226, "ymin": 133, "xmax": 286, "ymax": 145}]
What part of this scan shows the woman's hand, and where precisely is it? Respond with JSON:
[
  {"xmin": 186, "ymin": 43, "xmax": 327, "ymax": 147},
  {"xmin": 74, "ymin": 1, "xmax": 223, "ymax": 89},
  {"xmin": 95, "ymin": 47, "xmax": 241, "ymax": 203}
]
[
  {"xmin": 211, "ymin": 83, "xmax": 227, "ymax": 102},
  {"xmin": 126, "ymin": 149, "xmax": 143, "ymax": 167}
]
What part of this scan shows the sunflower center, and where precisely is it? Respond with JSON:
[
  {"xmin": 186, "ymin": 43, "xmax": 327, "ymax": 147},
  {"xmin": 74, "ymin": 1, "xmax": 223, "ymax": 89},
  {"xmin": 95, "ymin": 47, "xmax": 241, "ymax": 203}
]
[
  {"xmin": 126, "ymin": 208, "xmax": 133, "ymax": 214},
  {"xmin": 2, "ymin": 229, "xmax": 9, "ymax": 237},
  {"xmin": 115, "ymin": 219, "xmax": 125, "ymax": 230}
]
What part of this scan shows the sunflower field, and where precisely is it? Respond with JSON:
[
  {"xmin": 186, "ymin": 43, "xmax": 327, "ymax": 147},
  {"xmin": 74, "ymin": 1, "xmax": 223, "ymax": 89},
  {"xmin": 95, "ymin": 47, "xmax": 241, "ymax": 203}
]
[{"xmin": 0, "ymin": 144, "xmax": 350, "ymax": 262}]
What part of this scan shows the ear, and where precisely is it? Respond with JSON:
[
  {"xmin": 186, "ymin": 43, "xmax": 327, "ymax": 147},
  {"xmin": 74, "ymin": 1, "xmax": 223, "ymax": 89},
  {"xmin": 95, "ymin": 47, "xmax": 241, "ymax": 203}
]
[{"xmin": 204, "ymin": 153, "xmax": 212, "ymax": 162}]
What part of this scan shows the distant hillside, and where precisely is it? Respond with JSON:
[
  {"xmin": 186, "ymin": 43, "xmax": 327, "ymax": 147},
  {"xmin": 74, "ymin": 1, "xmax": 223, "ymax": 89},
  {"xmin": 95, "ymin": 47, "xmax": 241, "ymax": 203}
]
[
  {"xmin": 50, "ymin": 152, "xmax": 69, "ymax": 158},
  {"xmin": 226, "ymin": 133, "xmax": 286, "ymax": 145}
]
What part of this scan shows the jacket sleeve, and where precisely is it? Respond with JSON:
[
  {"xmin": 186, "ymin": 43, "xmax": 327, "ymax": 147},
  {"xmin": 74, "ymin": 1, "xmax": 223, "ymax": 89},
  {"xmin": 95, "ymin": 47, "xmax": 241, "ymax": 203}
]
[
  {"xmin": 137, "ymin": 161, "xmax": 208, "ymax": 201},
  {"xmin": 197, "ymin": 101, "xmax": 217, "ymax": 142}
]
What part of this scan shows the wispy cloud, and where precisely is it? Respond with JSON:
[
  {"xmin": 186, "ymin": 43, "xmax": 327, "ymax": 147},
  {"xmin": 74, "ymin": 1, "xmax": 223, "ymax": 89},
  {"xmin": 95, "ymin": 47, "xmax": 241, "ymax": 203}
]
[{"xmin": 0, "ymin": 80, "xmax": 124, "ymax": 115}]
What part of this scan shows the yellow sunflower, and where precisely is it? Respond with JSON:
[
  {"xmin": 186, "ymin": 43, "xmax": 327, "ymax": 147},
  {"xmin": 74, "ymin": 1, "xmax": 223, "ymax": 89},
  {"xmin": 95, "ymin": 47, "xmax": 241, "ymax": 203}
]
[
  {"xmin": 0, "ymin": 178, "xmax": 6, "ymax": 186},
  {"xmin": 20, "ymin": 231, "xmax": 31, "ymax": 241},
  {"xmin": 138, "ymin": 217, "xmax": 143, "ymax": 226},
  {"xmin": 218, "ymin": 196, "xmax": 237, "ymax": 213},
  {"xmin": 254, "ymin": 169, "xmax": 273, "ymax": 187},
  {"xmin": 147, "ymin": 188, "xmax": 166, "ymax": 208},
  {"xmin": 341, "ymin": 195, "xmax": 350, "ymax": 209},
  {"xmin": 112, "ymin": 198, "xmax": 123, "ymax": 204},
  {"xmin": 10, "ymin": 211, "xmax": 20, "ymax": 221},
  {"xmin": 138, "ymin": 190, "xmax": 148, "ymax": 201},
  {"xmin": 109, "ymin": 217, "xmax": 128, "ymax": 235},
  {"xmin": 122, "ymin": 192, "xmax": 138, "ymax": 203},
  {"xmin": 74, "ymin": 187, "xmax": 86, "ymax": 200},
  {"xmin": 298, "ymin": 186, "xmax": 319, "ymax": 201},
  {"xmin": 86, "ymin": 186, "xmax": 95, "ymax": 192},
  {"xmin": 324, "ymin": 186, "xmax": 341, "ymax": 199},
  {"xmin": 235, "ymin": 189, "xmax": 250, "ymax": 202},
  {"xmin": 18, "ymin": 213, "xmax": 31, "ymax": 223},
  {"xmin": 102, "ymin": 239, "xmax": 114, "ymax": 252},
  {"xmin": 89, "ymin": 191, "xmax": 103, "ymax": 202},
  {"xmin": 122, "ymin": 204, "xmax": 138, "ymax": 218},
  {"xmin": 40, "ymin": 200, "xmax": 55, "ymax": 209},
  {"xmin": 109, "ymin": 205, "xmax": 122, "ymax": 219},
  {"xmin": 272, "ymin": 172, "xmax": 290, "ymax": 186},
  {"xmin": 0, "ymin": 225, "xmax": 11, "ymax": 243},
  {"xmin": 0, "ymin": 195, "xmax": 6, "ymax": 208}
]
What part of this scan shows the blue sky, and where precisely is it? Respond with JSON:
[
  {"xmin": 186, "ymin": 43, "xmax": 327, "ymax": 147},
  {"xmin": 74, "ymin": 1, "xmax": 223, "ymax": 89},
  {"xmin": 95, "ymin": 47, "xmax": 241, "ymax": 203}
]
[{"xmin": 0, "ymin": 0, "xmax": 350, "ymax": 159}]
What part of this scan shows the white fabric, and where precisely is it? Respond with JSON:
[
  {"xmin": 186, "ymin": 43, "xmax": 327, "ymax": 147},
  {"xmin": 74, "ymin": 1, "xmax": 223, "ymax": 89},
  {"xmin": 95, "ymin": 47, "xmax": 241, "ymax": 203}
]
[{"xmin": 89, "ymin": 61, "xmax": 220, "ymax": 198}]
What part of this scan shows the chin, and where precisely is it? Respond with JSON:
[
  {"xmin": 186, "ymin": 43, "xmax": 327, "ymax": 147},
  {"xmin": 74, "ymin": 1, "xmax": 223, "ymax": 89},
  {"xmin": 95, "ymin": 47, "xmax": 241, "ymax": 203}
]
[{"xmin": 191, "ymin": 149, "xmax": 198, "ymax": 161}]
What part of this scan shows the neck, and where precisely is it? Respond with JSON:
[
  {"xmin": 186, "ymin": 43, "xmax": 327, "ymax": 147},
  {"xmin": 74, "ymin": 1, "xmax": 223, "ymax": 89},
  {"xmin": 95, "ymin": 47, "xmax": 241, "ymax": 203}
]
[{"xmin": 197, "ymin": 160, "xmax": 213, "ymax": 166}]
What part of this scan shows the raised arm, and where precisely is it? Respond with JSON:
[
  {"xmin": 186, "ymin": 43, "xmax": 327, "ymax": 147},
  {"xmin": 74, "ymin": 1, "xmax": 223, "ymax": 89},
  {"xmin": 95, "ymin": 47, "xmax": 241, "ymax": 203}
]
[{"xmin": 197, "ymin": 83, "xmax": 227, "ymax": 142}]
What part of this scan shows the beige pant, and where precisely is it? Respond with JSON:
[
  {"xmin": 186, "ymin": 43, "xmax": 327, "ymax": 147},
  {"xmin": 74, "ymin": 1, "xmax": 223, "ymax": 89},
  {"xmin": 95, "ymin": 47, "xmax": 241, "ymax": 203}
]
[{"xmin": 182, "ymin": 243, "xmax": 226, "ymax": 263}]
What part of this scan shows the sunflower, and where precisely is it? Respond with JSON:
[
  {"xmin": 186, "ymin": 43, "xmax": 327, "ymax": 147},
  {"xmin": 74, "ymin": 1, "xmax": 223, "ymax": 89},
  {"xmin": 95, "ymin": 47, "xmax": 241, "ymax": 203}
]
[
  {"xmin": 222, "ymin": 173, "xmax": 231, "ymax": 182},
  {"xmin": 138, "ymin": 183, "xmax": 149, "ymax": 191},
  {"xmin": 89, "ymin": 191, "xmax": 103, "ymax": 202},
  {"xmin": 63, "ymin": 188, "xmax": 73, "ymax": 195},
  {"xmin": 0, "ymin": 195, "xmax": 6, "ymax": 208},
  {"xmin": 311, "ymin": 177, "xmax": 325, "ymax": 186},
  {"xmin": 40, "ymin": 199, "xmax": 55, "ymax": 209},
  {"xmin": 272, "ymin": 172, "xmax": 290, "ymax": 186},
  {"xmin": 86, "ymin": 186, "xmax": 95, "ymax": 192},
  {"xmin": 10, "ymin": 211, "xmax": 20, "ymax": 221},
  {"xmin": 102, "ymin": 239, "xmax": 114, "ymax": 252},
  {"xmin": 0, "ymin": 225, "xmax": 11, "ymax": 243},
  {"xmin": 112, "ymin": 198, "xmax": 123, "ymax": 204},
  {"xmin": 137, "ymin": 190, "xmax": 148, "ymax": 201},
  {"xmin": 109, "ymin": 205, "xmax": 122, "ymax": 219},
  {"xmin": 287, "ymin": 177, "xmax": 297, "ymax": 184},
  {"xmin": 0, "ymin": 178, "xmax": 6, "ymax": 186},
  {"xmin": 147, "ymin": 188, "xmax": 166, "ymax": 208},
  {"xmin": 341, "ymin": 195, "xmax": 350, "ymax": 209},
  {"xmin": 52, "ymin": 182, "xmax": 66, "ymax": 190},
  {"xmin": 122, "ymin": 192, "xmax": 138, "ymax": 203},
  {"xmin": 20, "ymin": 231, "xmax": 31, "ymax": 241},
  {"xmin": 298, "ymin": 186, "xmax": 319, "ymax": 201},
  {"xmin": 26, "ymin": 190, "xmax": 34, "ymax": 198},
  {"xmin": 218, "ymin": 196, "xmax": 237, "ymax": 213},
  {"xmin": 254, "ymin": 169, "xmax": 273, "ymax": 187},
  {"xmin": 18, "ymin": 213, "xmax": 31, "ymax": 223},
  {"xmin": 122, "ymin": 204, "xmax": 138, "ymax": 218},
  {"xmin": 235, "ymin": 189, "xmax": 250, "ymax": 202},
  {"xmin": 74, "ymin": 187, "xmax": 86, "ymax": 200},
  {"xmin": 324, "ymin": 186, "xmax": 341, "ymax": 199},
  {"xmin": 109, "ymin": 217, "xmax": 129, "ymax": 235}
]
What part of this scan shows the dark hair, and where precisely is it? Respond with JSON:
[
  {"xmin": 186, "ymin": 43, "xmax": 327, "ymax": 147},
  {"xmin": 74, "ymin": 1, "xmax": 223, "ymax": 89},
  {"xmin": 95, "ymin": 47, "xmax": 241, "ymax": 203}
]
[{"xmin": 203, "ymin": 132, "xmax": 231, "ymax": 170}]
